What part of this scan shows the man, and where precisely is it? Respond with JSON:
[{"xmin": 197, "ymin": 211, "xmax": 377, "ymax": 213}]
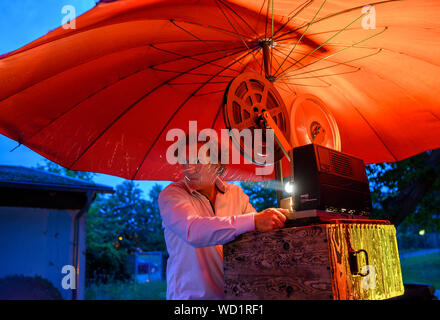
[{"xmin": 158, "ymin": 136, "xmax": 288, "ymax": 300}]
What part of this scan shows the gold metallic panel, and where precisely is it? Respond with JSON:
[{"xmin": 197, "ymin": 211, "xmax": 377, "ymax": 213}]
[{"xmin": 326, "ymin": 223, "xmax": 404, "ymax": 300}]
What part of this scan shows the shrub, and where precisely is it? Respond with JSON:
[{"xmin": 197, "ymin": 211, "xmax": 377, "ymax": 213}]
[{"xmin": 0, "ymin": 275, "xmax": 62, "ymax": 300}]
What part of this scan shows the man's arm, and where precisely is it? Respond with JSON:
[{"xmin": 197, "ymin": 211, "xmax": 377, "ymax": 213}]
[
  {"xmin": 159, "ymin": 189, "xmax": 255, "ymax": 248},
  {"xmin": 238, "ymin": 186, "xmax": 287, "ymax": 232}
]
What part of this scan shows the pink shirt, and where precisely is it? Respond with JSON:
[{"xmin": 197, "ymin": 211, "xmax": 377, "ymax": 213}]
[{"xmin": 158, "ymin": 177, "xmax": 256, "ymax": 300}]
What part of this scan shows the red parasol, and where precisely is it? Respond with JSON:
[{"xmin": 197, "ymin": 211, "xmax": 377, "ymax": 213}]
[{"xmin": 0, "ymin": 0, "xmax": 439, "ymax": 181}]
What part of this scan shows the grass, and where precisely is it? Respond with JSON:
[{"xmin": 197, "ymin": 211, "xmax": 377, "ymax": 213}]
[
  {"xmin": 84, "ymin": 251, "xmax": 440, "ymax": 300},
  {"xmin": 85, "ymin": 279, "xmax": 167, "ymax": 300},
  {"xmin": 400, "ymin": 251, "xmax": 440, "ymax": 289},
  {"xmin": 398, "ymin": 248, "xmax": 424, "ymax": 255}
]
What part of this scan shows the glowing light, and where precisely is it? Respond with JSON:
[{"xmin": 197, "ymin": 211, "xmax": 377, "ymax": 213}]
[
  {"xmin": 118, "ymin": 236, "xmax": 123, "ymax": 241},
  {"xmin": 284, "ymin": 182, "xmax": 294, "ymax": 194},
  {"xmin": 419, "ymin": 229, "xmax": 425, "ymax": 236}
]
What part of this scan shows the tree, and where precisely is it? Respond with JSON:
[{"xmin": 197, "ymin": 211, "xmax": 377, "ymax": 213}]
[
  {"xmin": 92, "ymin": 181, "xmax": 165, "ymax": 253},
  {"xmin": 35, "ymin": 159, "xmax": 96, "ymax": 181},
  {"xmin": 35, "ymin": 159, "xmax": 166, "ymax": 282},
  {"xmin": 240, "ymin": 180, "xmax": 277, "ymax": 212},
  {"xmin": 239, "ymin": 149, "xmax": 440, "ymax": 235},
  {"xmin": 367, "ymin": 149, "xmax": 440, "ymax": 232},
  {"xmin": 86, "ymin": 181, "xmax": 165, "ymax": 282}
]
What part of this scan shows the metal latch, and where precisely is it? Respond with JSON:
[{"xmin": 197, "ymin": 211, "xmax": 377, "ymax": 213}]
[{"xmin": 349, "ymin": 249, "xmax": 369, "ymax": 277}]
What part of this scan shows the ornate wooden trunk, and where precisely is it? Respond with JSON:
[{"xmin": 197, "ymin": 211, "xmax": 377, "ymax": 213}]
[{"xmin": 223, "ymin": 221, "xmax": 404, "ymax": 300}]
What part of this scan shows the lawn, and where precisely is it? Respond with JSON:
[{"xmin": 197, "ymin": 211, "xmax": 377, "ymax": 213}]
[
  {"xmin": 85, "ymin": 280, "xmax": 167, "ymax": 300},
  {"xmin": 84, "ymin": 252, "xmax": 440, "ymax": 300},
  {"xmin": 400, "ymin": 251, "xmax": 440, "ymax": 289}
]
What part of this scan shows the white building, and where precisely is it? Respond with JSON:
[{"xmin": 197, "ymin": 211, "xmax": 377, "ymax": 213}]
[{"xmin": 0, "ymin": 165, "xmax": 113, "ymax": 300}]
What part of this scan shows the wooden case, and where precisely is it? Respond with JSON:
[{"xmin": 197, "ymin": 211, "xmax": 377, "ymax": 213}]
[{"xmin": 223, "ymin": 221, "xmax": 404, "ymax": 300}]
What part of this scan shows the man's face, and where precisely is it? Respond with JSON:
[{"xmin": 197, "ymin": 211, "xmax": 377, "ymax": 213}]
[{"xmin": 182, "ymin": 144, "xmax": 219, "ymax": 190}]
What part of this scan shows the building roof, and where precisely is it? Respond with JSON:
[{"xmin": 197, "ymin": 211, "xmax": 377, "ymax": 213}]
[{"xmin": 0, "ymin": 165, "xmax": 114, "ymax": 193}]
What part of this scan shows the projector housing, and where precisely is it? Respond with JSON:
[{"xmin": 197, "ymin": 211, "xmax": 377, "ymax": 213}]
[{"xmin": 292, "ymin": 144, "xmax": 372, "ymax": 215}]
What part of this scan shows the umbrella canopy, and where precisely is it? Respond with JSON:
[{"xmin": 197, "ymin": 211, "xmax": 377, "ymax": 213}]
[{"xmin": 0, "ymin": 0, "xmax": 439, "ymax": 181}]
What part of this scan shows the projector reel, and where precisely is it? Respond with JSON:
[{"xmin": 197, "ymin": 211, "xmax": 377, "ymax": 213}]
[
  {"xmin": 290, "ymin": 94, "xmax": 341, "ymax": 151},
  {"xmin": 223, "ymin": 72, "xmax": 291, "ymax": 165}
]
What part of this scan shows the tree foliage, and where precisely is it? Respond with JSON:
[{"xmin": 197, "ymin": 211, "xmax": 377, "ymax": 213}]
[
  {"xmin": 367, "ymin": 149, "xmax": 440, "ymax": 232},
  {"xmin": 35, "ymin": 148, "xmax": 440, "ymax": 280},
  {"xmin": 86, "ymin": 181, "xmax": 165, "ymax": 282},
  {"xmin": 89, "ymin": 181, "xmax": 165, "ymax": 254},
  {"xmin": 239, "ymin": 180, "xmax": 277, "ymax": 212},
  {"xmin": 240, "ymin": 149, "xmax": 440, "ymax": 235},
  {"xmin": 35, "ymin": 160, "xmax": 166, "ymax": 283},
  {"xmin": 36, "ymin": 159, "xmax": 96, "ymax": 182}
]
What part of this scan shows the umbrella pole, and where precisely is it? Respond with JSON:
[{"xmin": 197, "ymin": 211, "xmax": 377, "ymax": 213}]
[{"xmin": 261, "ymin": 40, "xmax": 284, "ymax": 207}]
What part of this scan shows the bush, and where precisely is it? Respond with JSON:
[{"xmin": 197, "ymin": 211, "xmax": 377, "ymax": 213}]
[
  {"xmin": 85, "ymin": 279, "xmax": 166, "ymax": 300},
  {"xmin": 0, "ymin": 275, "xmax": 62, "ymax": 300},
  {"xmin": 86, "ymin": 243, "xmax": 132, "ymax": 285},
  {"xmin": 397, "ymin": 231, "xmax": 440, "ymax": 251}
]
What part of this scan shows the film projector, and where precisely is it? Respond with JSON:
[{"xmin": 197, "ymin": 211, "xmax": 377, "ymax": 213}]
[
  {"xmin": 222, "ymin": 72, "xmax": 404, "ymax": 300},
  {"xmin": 223, "ymin": 72, "xmax": 371, "ymax": 220}
]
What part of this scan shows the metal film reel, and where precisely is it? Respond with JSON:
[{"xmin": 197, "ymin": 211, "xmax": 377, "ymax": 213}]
[
  {"xmin": 223, "ymin": 72, "xmax": 291, "ymax": 165},
  {"xmin": 290, "ymin": 94, "xmax": 341, "ymax": 151}
]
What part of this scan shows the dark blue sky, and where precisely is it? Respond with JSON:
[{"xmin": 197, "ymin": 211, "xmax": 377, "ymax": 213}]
[{"xmin": 0, "ymin": 0, "xmax": 170, "ymax": 196}]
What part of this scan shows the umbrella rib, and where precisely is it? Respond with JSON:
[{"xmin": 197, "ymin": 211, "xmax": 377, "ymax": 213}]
[
  {"xmin": 353, "ymin": 110, "xmax": 399, "ymax": 162},
  {"xmin": 153, "ymin": 39, "xmax": 243, "ymax": 44},
  {"xmin": 131, "ymin": 49, "xmax": 258, "ymax": 180},
  {"xmin": 270, "ymin": 52, "xmax": 297, "ymax": 96},
  {"xmin": 168, "ymin": 81, "xmax": 231, "ymax": 85},
  {"xmin": 273, "ymin": 0, "xmax": 328, "ymax": 77},
  {"xmin": 66, "ymin": 47, "xmax": 252, "ymax": 171},
  {"xmin": 274, "ymin": 5, "xmax": 368, "ymax": 78},
  {"xmin": 278, "ymin": 49, "xmax": 381, "ymax": 79},
  {"xmin": 327, "ymin": 44, "xmax": 440, "ymax": 68},
  {"xmin": 273, "ymin": 46, "xmax": 378, "ymax": 73},
  {"xmin": 264, "ymin": 0, "xmax": 270, "ymax": 39},
  {"xmin": 149, "ymin": 44, "xmax": 244, "ymax": 73},
  {"xmin": 3, "ymin": 18, "xmax": 254, "ymax": 60},
  {"xmin": 285, "ymin": 82, "xmax": 331, "ymax": 87},
  {"xmin": 194, "ymin": 89, "xmax": 226, "ymax": 97},
  {"xmin": 149, "ymin": 68, "xmax": 235, "ymax": 78},
  {"xmin": 170, "ymin": 19, "xmax": 259, "ymax": 74},
  {"xmin": 273, "ymin": 0, "xmax": 401, "ymax": 42},
  {"xmin": 214, "ymin": 0, "xmax": 263, "ymax": 72},
  {"xmin": 210, "ymin": 103, "xmax": 223, "ymax": 130},
  {"xmin": 272, "ymin": 44, "xmax": 330, "ymax": 88},
  {"xmin": 176, "ymin": 19, "xmax": 254, "ymax": 40},
  {"xmin": 306, "ymin": 27, "xmax": 380, "ymax": 37},
  {"xmin": 270, "ymin": 0, "xmax": 274, "ymax": 75},
  {"xmin": 272, "ymin": 0, "xmax": 313, "ymax": 38},
  {"xmin": 255, "ymin": 0, "xmax": 267, "ymax": 32},
  {"xmin": 275, "ymin": 27, "xmax": 388, "ymax": 79},
  {"xmin": 369, "ymin": 70, "xmax": 440, "ymax": 125},
  {"xmin": 329, "ymin": 82, "xmax": 399, "ymax": 162},
  {"xmin": 430, "ymin": 111, "xmax": 440, "ymax": 122},
  {"xmin": 22, "ymin": 46, "xmax": 245, "ymax": 142},
  {"xmin": 0, "ymin": 41, "xmax": 241, "ymax": 104},
  {"xmin": 216, "ymin": 0, "xmax": 259, "ymax": 37},
  {"xmin": 283, "ymin": 68, "xmax": 361, "ymax": 80}
]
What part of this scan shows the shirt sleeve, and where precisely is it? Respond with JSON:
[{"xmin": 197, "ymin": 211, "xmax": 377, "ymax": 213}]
[
  {"xmin": 158, "ymin": 187, "xmax": 255, "ymax": 248},
  {"xmin": 238, "ymin": 186, "xmax": 257, "ymax": 214}
]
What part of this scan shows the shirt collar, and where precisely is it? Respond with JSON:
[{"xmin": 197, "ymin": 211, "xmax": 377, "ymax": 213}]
[{"xmin": 183, "ymin": 176, "xmax": 226, "ymax": 195}]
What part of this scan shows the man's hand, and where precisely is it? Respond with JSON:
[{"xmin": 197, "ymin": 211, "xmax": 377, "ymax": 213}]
[{"xmin": 254, "ymin": 208, "xmax": 288, "ymax": 232}]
